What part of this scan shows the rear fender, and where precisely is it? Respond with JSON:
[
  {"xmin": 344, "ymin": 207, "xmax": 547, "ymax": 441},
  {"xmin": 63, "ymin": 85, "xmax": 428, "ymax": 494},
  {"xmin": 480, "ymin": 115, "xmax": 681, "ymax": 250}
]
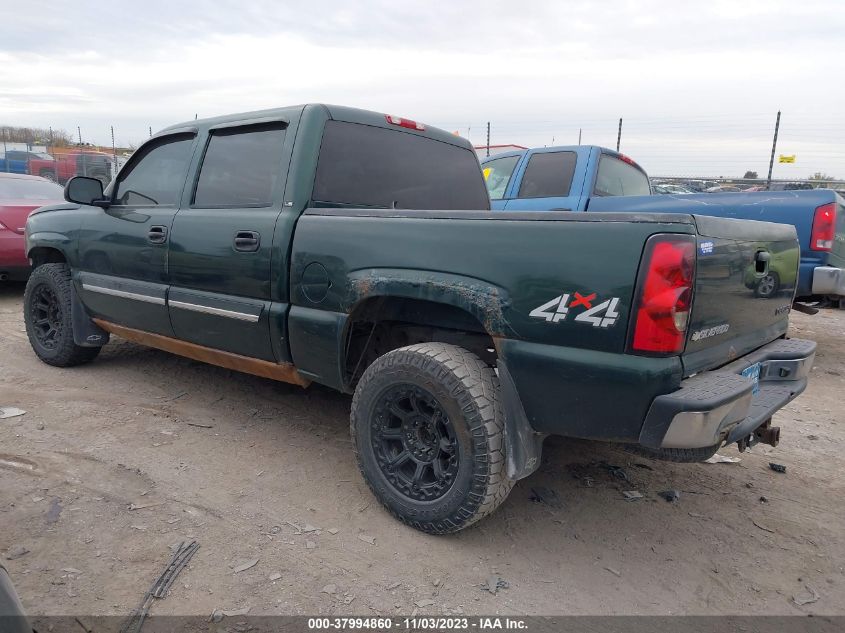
[{"xmin": 346, "ymin": 269, "xmax": 512, "ymax": 338}]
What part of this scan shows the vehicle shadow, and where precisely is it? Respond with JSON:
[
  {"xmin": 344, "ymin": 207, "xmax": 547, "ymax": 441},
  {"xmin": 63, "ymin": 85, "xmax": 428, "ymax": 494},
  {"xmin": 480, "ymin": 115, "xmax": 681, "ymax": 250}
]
[{"xmin": 0, "ymin": 281, "xmax": 26, "ymax": 297}]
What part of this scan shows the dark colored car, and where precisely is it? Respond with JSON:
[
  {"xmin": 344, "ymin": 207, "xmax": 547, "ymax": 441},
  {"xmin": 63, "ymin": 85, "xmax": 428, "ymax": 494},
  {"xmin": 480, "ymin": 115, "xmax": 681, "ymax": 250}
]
[
  {"xmin": 23, "ymin": 105, "xmax": 814, "ymax": 533},
  {"xmin": 0, "ymin": 173, "xmax": 64, "ymax": 280}
]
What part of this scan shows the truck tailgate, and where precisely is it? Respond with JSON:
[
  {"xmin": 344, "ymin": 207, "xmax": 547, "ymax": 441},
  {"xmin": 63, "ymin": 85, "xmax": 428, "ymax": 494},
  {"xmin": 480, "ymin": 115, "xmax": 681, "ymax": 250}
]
[{"xmin": 682, "ymin": 215, "xmax": 799, "ymax": 376}]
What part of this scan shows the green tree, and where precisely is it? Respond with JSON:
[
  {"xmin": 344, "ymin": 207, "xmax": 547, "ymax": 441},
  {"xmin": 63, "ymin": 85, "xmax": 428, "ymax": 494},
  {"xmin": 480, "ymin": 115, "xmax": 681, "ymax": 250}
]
[{"xmin": 743, "ymin": 170, "xmax": 758, "ymax": 179}]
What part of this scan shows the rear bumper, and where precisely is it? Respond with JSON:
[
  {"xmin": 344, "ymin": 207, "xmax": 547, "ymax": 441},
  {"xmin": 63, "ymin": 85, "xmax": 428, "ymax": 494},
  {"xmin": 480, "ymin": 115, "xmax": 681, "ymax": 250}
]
[
  {"xmin": 811, "ymin": 265, "xmax": 845, "ymax": 296},
  {"xmin": 639, "ymin": 338, "xmax": 816, "ymax": 450}
]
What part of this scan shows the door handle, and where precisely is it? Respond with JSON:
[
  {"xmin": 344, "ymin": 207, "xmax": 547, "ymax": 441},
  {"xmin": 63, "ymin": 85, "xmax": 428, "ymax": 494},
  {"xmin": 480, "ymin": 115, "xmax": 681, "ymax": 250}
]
[
  {"xmin": 234, "ymin": 230, "xmax": 260, "ymax": 252},
  {"xmin": 148, "ymin": 225, "xmax": 168, "ymax": 244},
  {"xmin": 755, "ymin": 250, "xmax": 770, "ymax": 275}
]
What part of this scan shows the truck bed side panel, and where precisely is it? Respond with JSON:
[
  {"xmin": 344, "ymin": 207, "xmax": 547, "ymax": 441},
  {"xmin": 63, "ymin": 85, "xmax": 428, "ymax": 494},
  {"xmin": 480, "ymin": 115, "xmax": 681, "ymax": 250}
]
[{"xmin": 290, "ymin": 209, "xmax": 696, "ymax": 439}]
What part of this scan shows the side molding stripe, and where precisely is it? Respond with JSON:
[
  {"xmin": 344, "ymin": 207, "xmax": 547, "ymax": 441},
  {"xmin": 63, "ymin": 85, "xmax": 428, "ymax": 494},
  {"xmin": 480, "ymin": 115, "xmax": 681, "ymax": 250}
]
[
  {"xmin": 92, "ymin": 319, "xmax": 311, "ymax": 388},
  {"xmin": 81, "ymin": 284, "xmax": 165, "ymax": 305},
  {"xmin": 169, "ymin": 300, "xmax": 260, "ymax": 322}
]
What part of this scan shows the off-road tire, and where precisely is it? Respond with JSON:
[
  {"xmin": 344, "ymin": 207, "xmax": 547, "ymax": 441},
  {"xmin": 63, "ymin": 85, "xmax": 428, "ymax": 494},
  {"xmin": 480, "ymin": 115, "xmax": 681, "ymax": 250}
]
[
  {"xmin": 351, "ymin": 343, "xmax": 513, "ymax": 534},
  {"xmin": 24, "ymin": 264, "xmax": 101, "ymax": 367}
]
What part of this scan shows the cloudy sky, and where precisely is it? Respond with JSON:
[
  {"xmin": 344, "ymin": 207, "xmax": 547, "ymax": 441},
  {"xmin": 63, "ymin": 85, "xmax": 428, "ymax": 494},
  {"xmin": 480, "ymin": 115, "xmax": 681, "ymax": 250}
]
[{"xmin": 2, "ymin": 0, "xmax": 843, "ymax": 178}]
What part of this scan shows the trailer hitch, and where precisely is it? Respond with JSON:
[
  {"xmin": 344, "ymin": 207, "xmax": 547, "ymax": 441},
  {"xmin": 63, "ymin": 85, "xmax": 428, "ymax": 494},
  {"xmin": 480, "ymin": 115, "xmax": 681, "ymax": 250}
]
[{"xmin": 737, "ymin": 418, "xmax": 780, "ymax": 452}]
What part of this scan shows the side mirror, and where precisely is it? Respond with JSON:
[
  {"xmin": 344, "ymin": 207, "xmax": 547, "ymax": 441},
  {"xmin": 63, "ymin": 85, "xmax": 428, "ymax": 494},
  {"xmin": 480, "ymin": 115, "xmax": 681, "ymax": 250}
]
[{"xmin": 64, "ymin": 176, "xmax": 109, "ymax": 208}]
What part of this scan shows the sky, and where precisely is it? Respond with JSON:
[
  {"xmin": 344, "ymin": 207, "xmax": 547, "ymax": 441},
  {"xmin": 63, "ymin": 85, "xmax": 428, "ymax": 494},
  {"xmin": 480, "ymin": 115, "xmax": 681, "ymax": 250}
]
[{"xmin": 1, "ymin": 0, "xmax": 843, "ymax": 179}]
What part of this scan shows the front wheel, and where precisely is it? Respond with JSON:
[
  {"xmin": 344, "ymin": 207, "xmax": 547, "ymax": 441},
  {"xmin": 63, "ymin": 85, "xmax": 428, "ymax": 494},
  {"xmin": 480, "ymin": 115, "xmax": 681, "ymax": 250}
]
[
  {"xmin": 351, "ymin": 343, "xmax": 512, "ymax": 534},
  {"xmin": 23, "ymin": 264, "xmax": 101, "ymax": 367}
]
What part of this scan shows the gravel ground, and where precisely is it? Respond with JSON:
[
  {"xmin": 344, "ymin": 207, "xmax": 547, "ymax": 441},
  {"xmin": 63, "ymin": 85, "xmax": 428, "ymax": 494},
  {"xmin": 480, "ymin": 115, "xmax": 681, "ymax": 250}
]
[{"xmin": 1, "ymin": 281, "xmax": 843, "ymax": 617}]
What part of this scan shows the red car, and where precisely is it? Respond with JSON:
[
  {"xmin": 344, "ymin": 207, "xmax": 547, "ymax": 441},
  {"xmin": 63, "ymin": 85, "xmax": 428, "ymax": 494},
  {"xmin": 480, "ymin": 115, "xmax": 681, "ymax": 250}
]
[
  {"xmin": 0, "ymin": 173, "xmax": 64, "ymax": 281},
  {"xmin": 27, "ymin": 150, "xmax": 114, "ymax": 185}
]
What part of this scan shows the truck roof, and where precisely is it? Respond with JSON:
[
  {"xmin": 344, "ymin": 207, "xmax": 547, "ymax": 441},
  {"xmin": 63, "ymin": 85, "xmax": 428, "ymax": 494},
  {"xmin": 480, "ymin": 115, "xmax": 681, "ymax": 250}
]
[
  {"xmin": 159, "ymin": 104, "xmax": 474, "ymax": 152},
  {"xmin": 480, "ymin": 144, "xmax": 648, "ymax": 173}
]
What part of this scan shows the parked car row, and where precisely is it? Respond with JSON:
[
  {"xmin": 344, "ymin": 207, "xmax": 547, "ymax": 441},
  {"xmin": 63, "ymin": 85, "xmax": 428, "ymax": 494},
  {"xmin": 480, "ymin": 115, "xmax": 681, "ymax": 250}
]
[
  {"xmin": 0, "ymin": 149, "xmax": 116, "ymax": 185},
  {"xmin": 651, "ymin": 179, "xmax": 825, "ymax": 194}
]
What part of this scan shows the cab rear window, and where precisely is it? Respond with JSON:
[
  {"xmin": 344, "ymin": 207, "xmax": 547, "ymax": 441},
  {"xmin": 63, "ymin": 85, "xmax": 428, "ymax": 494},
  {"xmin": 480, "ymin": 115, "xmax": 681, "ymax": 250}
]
[
  {"xmin": 593, "ymin": 155, "xmax": 651, "ymax": 197},
  {"xmin": 313, "ymin": 121, "xmax": 489, "ymax": 210},
  {"xmin": 517, "ymin": 151, "xmax": 576, "ymax": 198}
]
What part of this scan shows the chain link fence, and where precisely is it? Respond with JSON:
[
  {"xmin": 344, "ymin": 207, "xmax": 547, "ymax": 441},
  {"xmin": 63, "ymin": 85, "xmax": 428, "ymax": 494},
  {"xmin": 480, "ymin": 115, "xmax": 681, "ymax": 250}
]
[{"xmin": 3, "ymin": 115, "xmax": 844, "ymax": 195}]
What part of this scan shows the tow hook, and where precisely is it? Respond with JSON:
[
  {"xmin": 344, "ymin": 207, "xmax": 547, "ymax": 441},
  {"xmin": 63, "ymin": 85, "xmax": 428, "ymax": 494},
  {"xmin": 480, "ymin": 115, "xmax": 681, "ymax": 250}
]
[{"xmin": 737, "ymin": 419, "xmax": 780, "ymax": 452}]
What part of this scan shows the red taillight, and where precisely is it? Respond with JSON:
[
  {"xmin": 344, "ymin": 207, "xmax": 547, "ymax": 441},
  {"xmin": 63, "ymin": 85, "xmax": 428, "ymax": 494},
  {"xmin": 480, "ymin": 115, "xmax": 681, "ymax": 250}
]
[
  {"xmin": 385, "ymin": 114, "xmax": 426, "ymax": 131},
  {"xmin": 810, "ymin": 202, "xmax": 836, "ymax": 251},
  {"xmin": 630, "ymin": 234, "xmax": 696, "ymax": 355}
]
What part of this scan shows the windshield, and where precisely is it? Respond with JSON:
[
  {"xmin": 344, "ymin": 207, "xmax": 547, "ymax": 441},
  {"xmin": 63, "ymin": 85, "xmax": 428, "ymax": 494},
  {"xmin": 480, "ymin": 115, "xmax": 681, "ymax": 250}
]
[
  {"xmin": 482, "ymin": 155, "xmax": 520, "ymax": 199},
  {"xmin": 0, "ymin": 177, "xmax": 64, "ymax": 201}
]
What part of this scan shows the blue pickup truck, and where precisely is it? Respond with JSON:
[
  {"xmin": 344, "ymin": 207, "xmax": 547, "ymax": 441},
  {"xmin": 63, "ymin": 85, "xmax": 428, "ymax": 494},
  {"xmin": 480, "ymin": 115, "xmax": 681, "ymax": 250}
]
[{"xmin": 482, "ymin": 145, "xmax": 845, "ymax": 302}]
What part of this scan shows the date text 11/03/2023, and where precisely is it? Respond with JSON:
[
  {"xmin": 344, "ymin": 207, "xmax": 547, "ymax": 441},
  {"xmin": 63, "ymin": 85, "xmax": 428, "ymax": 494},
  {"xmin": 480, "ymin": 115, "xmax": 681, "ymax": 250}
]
[{"xmin": 306, "ymin": 616, "xmax": 529, "ymax": 630}]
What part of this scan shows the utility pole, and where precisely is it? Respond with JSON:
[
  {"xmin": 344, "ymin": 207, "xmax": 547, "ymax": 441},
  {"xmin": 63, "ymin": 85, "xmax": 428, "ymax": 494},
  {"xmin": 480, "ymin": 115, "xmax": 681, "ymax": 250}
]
[
  {"xmin": 766, "ymin": 110, "xmax": 781, "ymax": 189},
  {"xmin": 486, "ymin": 121, "xmax": 491, "ymax": 157},
  {"xmin": 578, "ymin": 128, "xmax": 582, "ymax": 145},
  {"xmin": 111, "ymin": 125, "xmax": 117, "ymax": 179},
  {"xmin": 77, "ymin": 126, "xmax": 82, "ymax": 145},
  {"xmin": 616, "ymin": 118, "xmax": 623, "ymax": 152},
  {"xmin": 149, "ymin": 126, "xmax": 153, "ymax": 138},
  {"xmin": 2, "ymin": 129, "xmax": 7, "ymax": 172}
]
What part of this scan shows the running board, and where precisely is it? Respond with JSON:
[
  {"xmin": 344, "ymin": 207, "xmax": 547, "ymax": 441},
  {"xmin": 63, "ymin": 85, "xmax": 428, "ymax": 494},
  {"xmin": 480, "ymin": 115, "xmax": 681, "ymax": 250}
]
[{"xmin": 92, "ymin": 319, "xmax": 311, "ymax": 388}]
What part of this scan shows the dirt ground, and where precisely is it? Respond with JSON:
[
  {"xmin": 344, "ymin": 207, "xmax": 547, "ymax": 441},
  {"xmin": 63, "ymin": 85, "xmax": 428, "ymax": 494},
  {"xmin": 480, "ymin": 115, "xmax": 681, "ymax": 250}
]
[{"xmin": 1, "ymin": 281, "xmax": 843, "ymax": 618}]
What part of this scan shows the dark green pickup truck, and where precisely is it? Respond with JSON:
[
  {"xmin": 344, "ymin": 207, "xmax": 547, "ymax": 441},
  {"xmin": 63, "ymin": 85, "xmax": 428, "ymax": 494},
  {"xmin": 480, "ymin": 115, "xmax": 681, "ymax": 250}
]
[{"xmin": 23, "ymin": 104, "xmax": 815, "ymax": 533}]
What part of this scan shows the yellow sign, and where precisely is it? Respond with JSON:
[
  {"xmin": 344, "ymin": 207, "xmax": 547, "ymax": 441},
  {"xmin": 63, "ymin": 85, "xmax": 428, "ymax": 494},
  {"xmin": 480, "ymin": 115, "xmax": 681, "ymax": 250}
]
[
  {"xmin": 779, "ymin": 154, "xmax": 796, "ymax": 163},
  {"xmin": 483, "ymin": 167, "xmax": 492, "ymax": 180}
]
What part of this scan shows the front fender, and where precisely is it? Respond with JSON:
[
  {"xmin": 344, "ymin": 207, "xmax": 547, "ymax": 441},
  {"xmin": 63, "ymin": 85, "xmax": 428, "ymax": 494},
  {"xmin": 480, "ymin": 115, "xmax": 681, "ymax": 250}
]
[
  {"xmin": 25, "ymin": 203, "xmax": 82, "ymax": 266},
  {"xmin": 25, "ymin": 231, "xmax": 74, "ymax": 260}
]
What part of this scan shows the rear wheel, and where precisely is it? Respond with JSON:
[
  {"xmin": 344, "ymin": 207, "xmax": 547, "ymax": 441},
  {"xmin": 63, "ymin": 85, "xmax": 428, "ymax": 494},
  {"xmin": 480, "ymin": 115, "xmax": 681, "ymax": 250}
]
[
  {"xmin": 351, "ymin": 343, "xmax": 512, "ymax": 534},
  {"xmin": 38, "ymin": 169, "xmax": 56, "ymax": 183},
  {"xmin": 23, "ymin": 264, "xmax": 101, "ymax": 367}
]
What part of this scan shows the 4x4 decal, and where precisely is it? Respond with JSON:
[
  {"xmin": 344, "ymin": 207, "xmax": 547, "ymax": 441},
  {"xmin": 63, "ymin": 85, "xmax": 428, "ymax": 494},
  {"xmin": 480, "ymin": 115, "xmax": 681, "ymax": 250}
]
[{"xmin": 530, "ymin": 292, "xmax": 621, "ymax": 328}]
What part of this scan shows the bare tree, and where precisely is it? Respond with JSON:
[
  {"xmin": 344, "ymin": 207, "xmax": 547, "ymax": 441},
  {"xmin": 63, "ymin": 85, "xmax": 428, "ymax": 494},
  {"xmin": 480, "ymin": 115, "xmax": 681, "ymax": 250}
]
[{"xmin": 0, "ymin": 125, "xmax": 73, "ymax": 147}]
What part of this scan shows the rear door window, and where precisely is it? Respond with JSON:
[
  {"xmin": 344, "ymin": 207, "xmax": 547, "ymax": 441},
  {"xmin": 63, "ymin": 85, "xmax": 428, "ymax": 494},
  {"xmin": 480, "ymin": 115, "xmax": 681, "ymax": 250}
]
[
  {"xmin": 113, "ymin": 134, "xmax": 195, "ymax": 206},
  {"xmin": 193, "ymin": 123, "xmax": 287, "ymax": 207},
  {"xmin": 482, "ymin": 155, "xmax": 520, "ymax": 200},
  {"xmin": 517, "ymin": 151, "xmax": 577, "ymax": 198},
  {"xmin": 313, "ymin": 121, "xmax": 489, "ymax": 210},
  {"xmin": 593, "ymin": 155, "xmax": 651, "ymax": 196}
]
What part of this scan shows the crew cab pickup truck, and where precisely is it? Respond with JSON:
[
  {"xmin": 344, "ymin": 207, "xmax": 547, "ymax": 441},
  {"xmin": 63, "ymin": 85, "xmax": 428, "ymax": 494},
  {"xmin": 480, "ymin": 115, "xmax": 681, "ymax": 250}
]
[
  {"xmin": 23, "ymin": 105, "xmax": 815, "ymax": 533},
  {"xmin": 482, "ymin": 145, "xmax": 845, "ymax": 302}
]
